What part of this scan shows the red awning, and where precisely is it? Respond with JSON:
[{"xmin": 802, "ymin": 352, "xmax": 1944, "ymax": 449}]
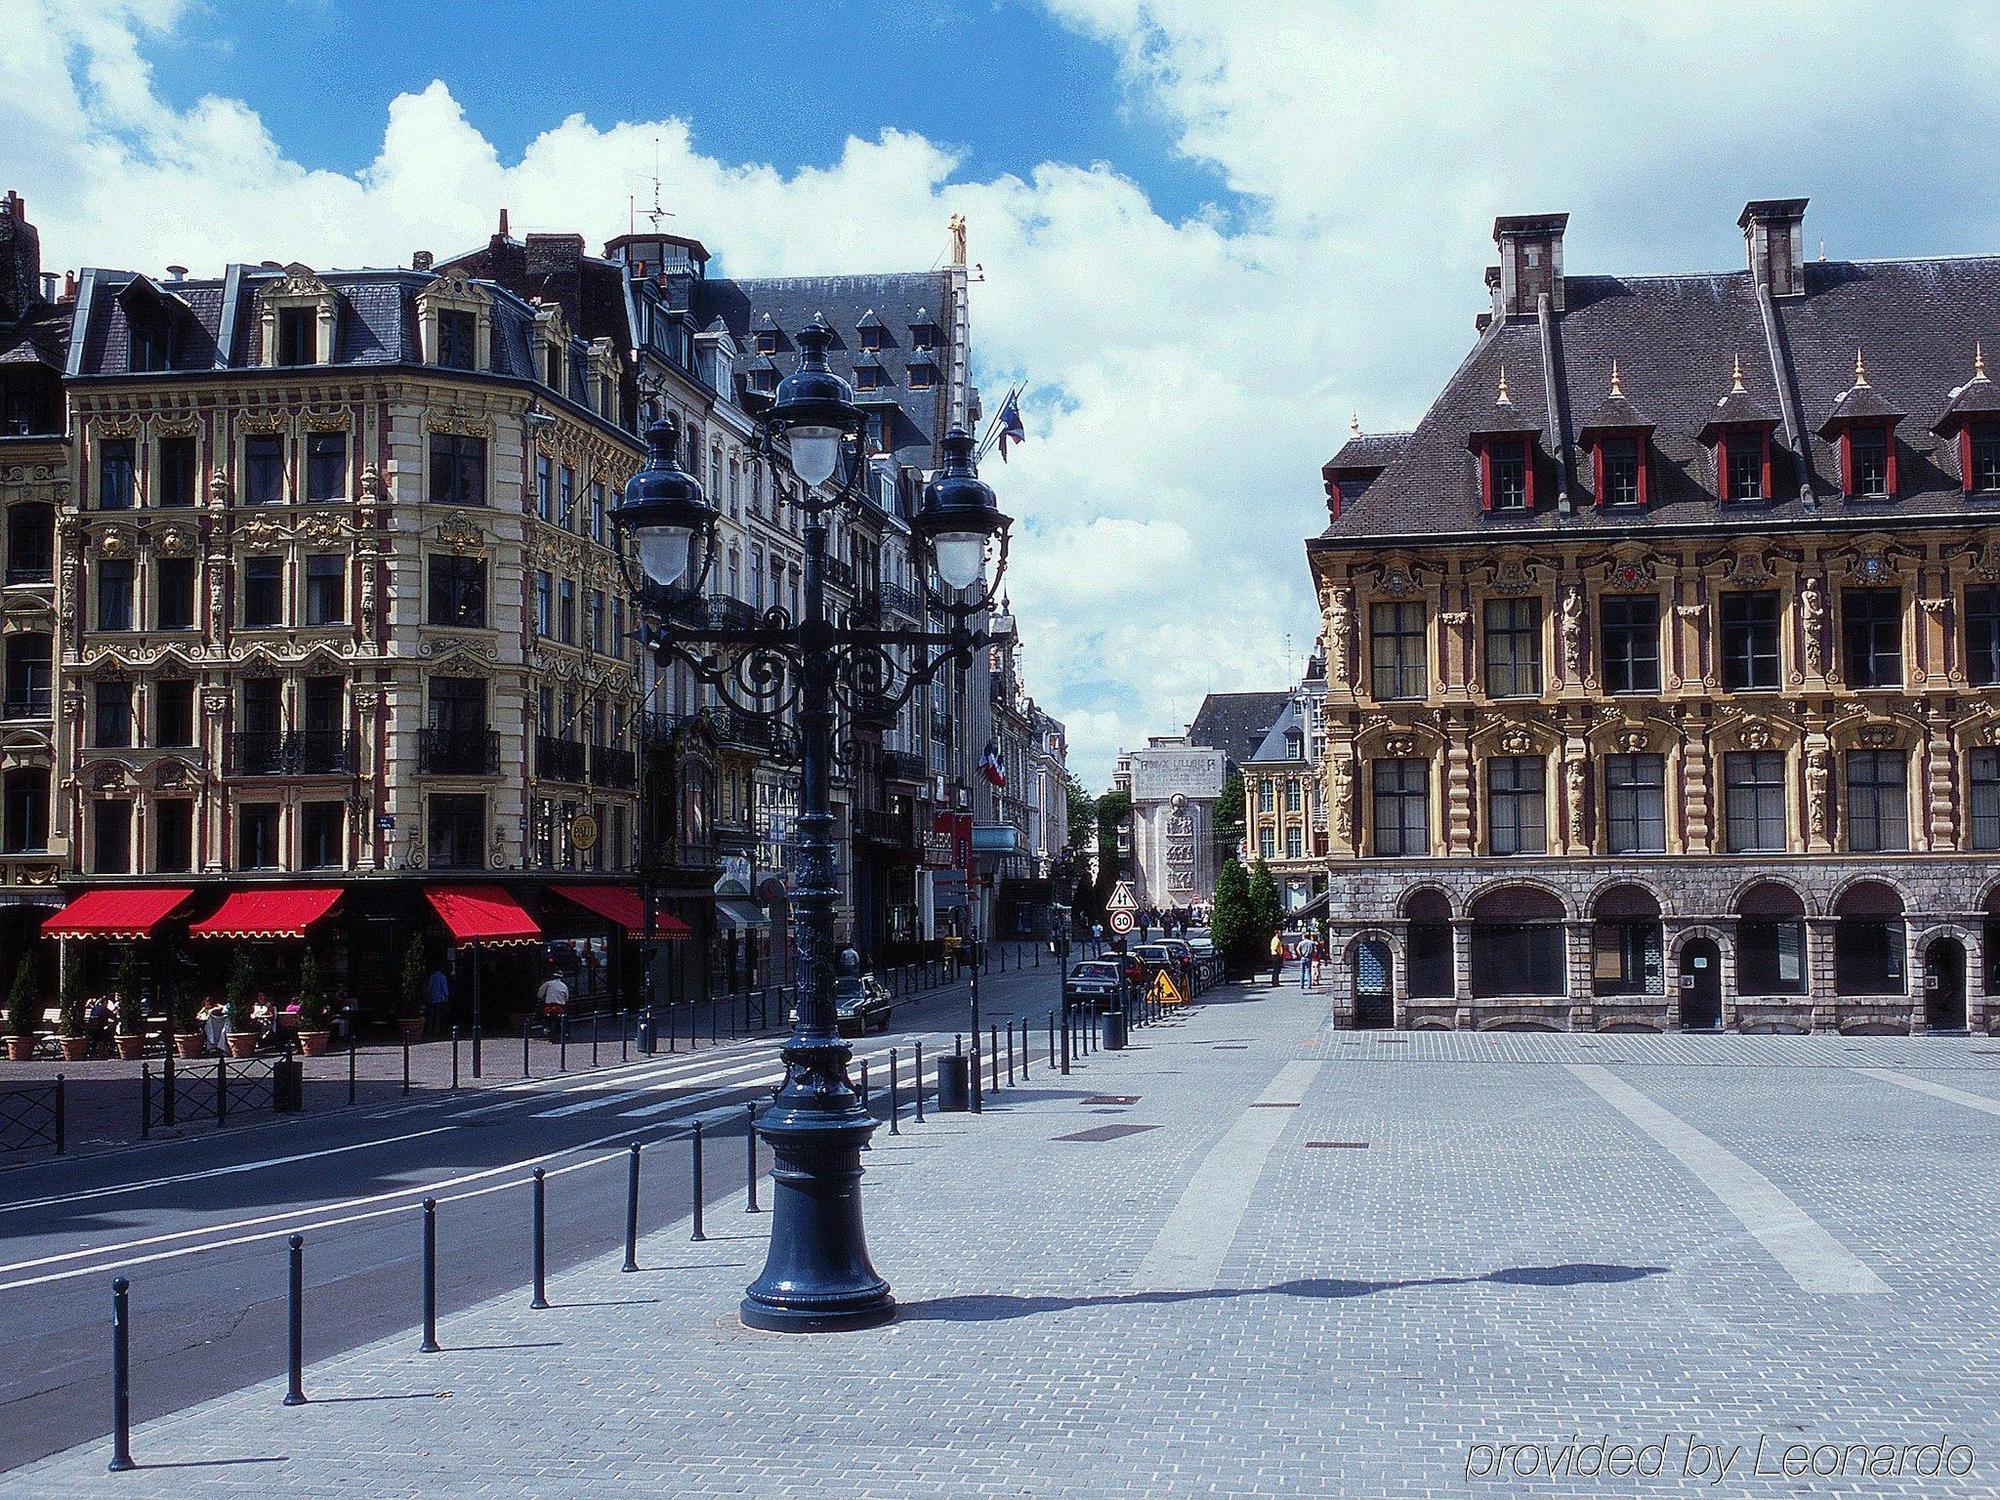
[
  {"xmin": 548, "ymin": 884, "xmax": 692, "ymax": 939},
  {"xmin": 425, "ymin": 885, "xmax": 542, "ymax": 947},
  {"xmin": 42, "ymin": 887, "xmax": 193, "ymax": 940},
  {"xmin": 189, "ymin": 888, "xmax": 342, "ymax": 940}
]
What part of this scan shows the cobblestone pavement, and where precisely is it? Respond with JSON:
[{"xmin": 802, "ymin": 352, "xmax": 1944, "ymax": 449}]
[{"xmin": 15, "ymin": 980, "xmax": 2000, "ymax": 1497}]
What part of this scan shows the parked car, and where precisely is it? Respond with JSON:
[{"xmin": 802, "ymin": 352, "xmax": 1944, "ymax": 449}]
[
  {"xmin": 790, "ymin": 974, "xmax": 893, "ymax": 1035},
  {"xmin": 1063, "ymin": 959, "xmax": 1125, "ymax": 1010},
  {"xmin": 1158, "ymin": 939, "xmax": 1196, "ymax": 975},
  {"xmin": 1184, "ymin": 929, "xmax": 1216, "ymax": 957},
  {"xmin": 1130, "ymin": 944, "xmax": 1178, "ymax": 985}
]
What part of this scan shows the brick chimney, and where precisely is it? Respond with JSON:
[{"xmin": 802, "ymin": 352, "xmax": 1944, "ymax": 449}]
[
  {"xmin": 1493, "ymin": 213, "xmax": 1567, "ymax": 318},
  {"xmin": 412, "ymin": 250, "xmax": 434, "ymax": 271},
  {"xmin": 0, "ymin": 190, "xmax": 42, "ymax": 324},
  {"xmin": 1740, "ymin": 198, "xmax": 1808, "ymax": 298}
]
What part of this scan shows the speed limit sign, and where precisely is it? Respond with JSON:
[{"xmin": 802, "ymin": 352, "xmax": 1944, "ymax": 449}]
[{"xmin": 1109, "ymin": 910, "xmax": 1135, "ymax": 936}]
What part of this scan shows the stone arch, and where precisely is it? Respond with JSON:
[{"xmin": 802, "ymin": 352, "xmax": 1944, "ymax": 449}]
[
  {"xmin": 1586, "ymin": 877, "xmax": 1665, "ymax": 918},
  {"xmin": 1827, "ymin": 872, "xmax": 1912, "ymax": 916},
  {"xmin": 1397, "ymin": 882, "xmax": 1456, "ymax": 920},
  {"xmin": 1668, "ymin": 922, "xmax": 1732, "ymax": 962},
  {"xmin": 1728, "ymin": 872, "xmax": 1816, "ymax": 920},
  {"xmin": 1466, "ymin": 878, "xmax": 1575, "ymax": 922}
]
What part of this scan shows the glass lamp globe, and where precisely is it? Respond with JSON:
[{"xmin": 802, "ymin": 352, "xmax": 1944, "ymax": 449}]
[
  {"xmin": 788, "ymin": 426, "xmax": 842, "ymax": 487},
  {"xmin": 933, "ymin": 531, "xmax": 987, "ymax": 590}
]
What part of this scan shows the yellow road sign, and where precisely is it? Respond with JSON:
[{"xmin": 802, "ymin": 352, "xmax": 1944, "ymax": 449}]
[{"xmin": 1150, "ymin": 971, "xmax": 1186, "ymax": 1007}]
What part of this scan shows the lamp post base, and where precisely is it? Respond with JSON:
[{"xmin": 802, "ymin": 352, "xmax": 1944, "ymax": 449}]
[{"xmin": 739, "ymin": 1082, "xmax": 895, "ymax": 1334}]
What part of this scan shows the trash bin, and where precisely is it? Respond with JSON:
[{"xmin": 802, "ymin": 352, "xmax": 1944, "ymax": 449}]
[
  {"xmin": 936, "ymin": 1053, "xmax": 972, "ymax": 1111},
  {"xmin": 637, "ymin": 1014, "xmax": 655, "ymax": 1055},
  {"xmin": 273, "ymin": 1055, "xmax": 303, "ymax": 1113},
  {"xmin": 1099, "ymin": 1010, "xmax": 1126, "ymax": 1051}
]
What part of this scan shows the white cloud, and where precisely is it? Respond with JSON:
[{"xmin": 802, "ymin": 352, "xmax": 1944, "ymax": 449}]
[{"xmin": 13, "ymin": 1, "xmax": 2000, "ymax": 784}]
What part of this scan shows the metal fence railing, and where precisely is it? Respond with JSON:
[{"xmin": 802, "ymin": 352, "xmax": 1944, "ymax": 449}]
[{"xmin": 0, "ymin": 1076, "xmax": 65, "ymax": 1153}]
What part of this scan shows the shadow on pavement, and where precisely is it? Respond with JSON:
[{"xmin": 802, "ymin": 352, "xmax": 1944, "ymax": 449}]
[{"xmin": 899, "ymin": 1263, "xmax": 1668, "ymax": 1322}]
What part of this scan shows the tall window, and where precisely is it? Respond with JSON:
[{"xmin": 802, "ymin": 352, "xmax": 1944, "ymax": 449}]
[
  {"xmin": 1724, "ymin": 436, "xmax": 1765, "ymax": 501},
  {"xmin": 93, "ymin": 800, "xmax": 131, "ymax": 874},
  {"xmin": 429, "ymin": 677, "xmax": 487, "ymax": 736},
  {"xmin": 99, "ymin": 439, "xmax": 135, "ymax": 510},
  {"xmin": 589, "ymin": 481, "xmax": 605, "ymax": 543},
  {"xmin": 241, "ymin": 678, "xmax": 281, "ymax": 737},
  {"xmin": 558, "ymin": 577, "xmax": 576, "ymax": 645},
  {"xmin": 158, "ymin": 437, "xmax": 196, "ymax": 508},
  {"xmin": 154, "ymin": 801, "xmax": 193, "ymax": 872},
  {"xmin": 1604, "ymin": 753, "xmax": 1666, "ymax": 854},
  {"xmin": 94, "ymin": 681, "xmax": 132, "ymax": 748},
  {"xmin": 305, "ymin": 432, "xmax": 346, "ymax": 501},
  {"xmin": 428, "ymin": 554, "xmax": 486, "ymax": 627},
  {"xmin": 437, "ymin": 308, "xmax": 477, "ymax": 370},
  {"xmin": 1285, "ymin": 779, "xmax": 1302, "ymax": 813},
  {"xmin": 242, "ymin": 557, "xmax": 283, "ymax": 627},
  {"xmin": 1487, "ymin": 756, "xmax": 1545, "ymax": 855},
  {"xmin": 238, "ymin": 804, "xmax": 280, "ymax": 868},
  {"xmin": 428, "ymin": 793, "xmax": 486, "ymax": 869},
  {"xmin": 155, "ymin": 680, "xmax": 194, "ymax": 747},
  {"xmin": 244, "ymin": 434, "xmax": 285, "ymax": 505},
  {"xmin": 535, "ymin": 570, "xmax": 554, "ymax": 637},
  {"xmin": 1285, "ymin": 827, "xmax": 1303, "ymax": 859},
  {"xmin": 300, "ymin": 801, "xmax": 344, "ymax": 868},
  {"xmin": 1720, "ymin": 591, "xmax": 1780, "ymax": 691},
  {"xmin": 1970, "ymin": 748, "xmax": 2000, "ymax": 852},
  {"xmin": 1258, "ymin": 827, "xmax": 1275, "ymax": 859},
  {"xmin": 1489, "ymin": 442, "xmax": 1529, "ymax": 509},
  {"xmin": 3, "ymin": 770, "xmax": 48, "ymax": 853},
  {"xmin": 429, "ymin": 433, "xmax": 486, "ymax": 506},
  {"xmin": 1965, "ymin": 586, "xmax": 2000, "ymax": 688},
  {"xmin": 1483, "ymin": 597, "xmax": 1542, "ymax": 698},
  {"xmin": 3, "ymin": 633, "xmax": 50, "ymax": 717},
  {"xmin": 304, "ymin": 554, "xmax": 345, "ymax": 625},
  {"xmin": 1971, "ymin": 422, "xmax": 2000, "ymax": 492},
  {"xmin": 97, "ymin": 558, "xmax": 134, "ymax": 631},
  {"xmin": 1257, "ymin": 779, "xmax": 1275, "ymax": 814},
  {"xmin": 1724, "ymin": 750, "xmax": 1786, "ymax": 852},
  {"xmin": 1848, "ymin": 425, "xmax": 1891, "ymax": 495},
  {"xmin": 559, "ymin": 465, "xmax": 575, "ymax": 529},
  {"xmin": 1599, "ymin": 595, "xmax": 1660, "ymax": 694},
  {"xmin": 156, "ymin": 558, "xmax": 195, "ymax": 629},
  {"xmin": 1372, "ymin": 758, "xmax": 1428, "ymax": 857},
  {"xmin": 587, "ymin": 589, "xmax": 604, "ymax": 653},
  {"xmin": 1370, "ymin": 601, "xmax": 1426, "ymax": 701},
  {"xmin": 1844, "ymin": 750, "xmax": 1907, "ymax": 853},
  {"xmin": 536, "ymin": 454, "xmax": 553, "ymax": 521},
  {"xmin": 1599, "ymin": 436, "xmax": 1641, "ymax": 506},
  {"xmin": 6, "ymin": 503, "xmax": 53, "ymax": 582},
  {"xmin": 276, "ymin": 307, "xmax": 315, "ymax": 366},
  {"xmin": 1841, "ymin": 588, "xmax": 1902, "ymax": 688}
]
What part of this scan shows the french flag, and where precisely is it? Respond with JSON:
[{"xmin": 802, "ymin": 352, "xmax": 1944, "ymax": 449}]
[{"xmin": 979, "ymin": 739, "xmax": 1007, "ymax": 788}]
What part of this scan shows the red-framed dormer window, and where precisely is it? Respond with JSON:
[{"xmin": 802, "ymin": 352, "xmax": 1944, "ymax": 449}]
[
  {"xmin": 1716, "ymin": 429, "xmax": 1772, "ymax": 502},
  {"xmin": 1840, "ymin": 421, "xmax": 1897, "ymax": 498},
  {"xmin": 1591, "ymin": 434, "xmax": 1649, "ymax": 508},
  {"xmin": 1961, "ymin": 420, "xmax": 2000, "ymax": 494},
  {"xmin": 1478, "ymin": 436, "xmax": 1535, "ymax": 512}
]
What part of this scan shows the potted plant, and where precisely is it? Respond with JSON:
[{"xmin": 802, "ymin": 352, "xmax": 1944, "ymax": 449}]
[
  {"xmin": 295, "ymin": 949, "xmax": 331, "ymax": 1057},
  {"xmin": 224, "ymin": 950, "xmax": 259, "ymax": 1058},
  {"xmin": 113, "ymin": 950, "xmax": 145, "ymax": 1062},
  {"xmin": 57, "ymin": 952, "xmax": 90, "ymax": 1062},
  {"xmin": 5, "ymin": 956, "xmax": 38, "ymax": 1062},
  {"xmin": 397, "ymin": 937, "xmax": 427, "ymax": 1044},
  {"xmin": 172, "ymin": 986, "xmax": 203, "ymax": 1060}
]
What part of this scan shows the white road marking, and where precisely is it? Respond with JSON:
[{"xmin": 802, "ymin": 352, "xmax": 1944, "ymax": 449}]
[
  {"xmin": 0, "ymin": 1127, "xmax": 453, "ymax": 1216},
  {"xmin": 1853, "ymin": 1067, "xmax": 2000, "ymax": 1117},
  {"xmin": 1568, "ymin": 1064, "xmax": 1889, "ymax": 1295},
  {"xmin": 534, "ymin": 1054, "xmax": 780, "ymax": 1119},
  {"xmin": 1129, "ymin": 1061, "xmax": 1321, "ymax": 1293}
]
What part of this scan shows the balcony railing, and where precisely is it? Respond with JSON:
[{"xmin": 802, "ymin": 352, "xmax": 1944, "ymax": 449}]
[
  {"xmin": 703, "ymin": 704, "xmax": 779, "ymax": 753},
  {"xmin": 823, "ymin": 558, "xmax": 855, "ymax": 591},
  {"xmin": 881, "ymin": 749, "xmax": 927, "ymax": 783},
  {"xmin": 857, "ymin": 806, "xmax": 912, "ymax": 845},
  {"xmin": 536, "ymin": 734, "xmax": 589, "ymax": 784},
  {"xmin": 590, "ymin": 743, "xmax": 637, "ymax": 789},
  {"xmin": 2, "ymin": 689, "xmax": 51, "ymax": 720},
  {"xmin": 229, "ymin": 729, "xmax": 356, "ymax": 776},
  {"xmin": 879, "ymin": 581, "xmax": 922, "ymax": 621},
  {"xmin": 419, "ymin": 727, "xmax": 500, "ymax": 776},
  {"xmin": 4, "ymin": 561, "xmax": 53, "ymax": 587}
]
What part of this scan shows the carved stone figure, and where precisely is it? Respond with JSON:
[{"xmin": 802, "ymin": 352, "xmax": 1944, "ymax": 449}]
[
  {"xmin": 1565, "ymin": 755, "xmax": 1588, "ymax": 847},
  {"xmin": 1330, "ymin": 757, "xmax": 1355, "ymax": 846},
  {"xmin": 1799, "ymin": 576, "xmax": 1825, "ymax": 675},
  {"xmin": 1805, "ymin": 745, "xmax": 1830, "ymax": 842},
  {"xmin": 1561, "ymin": 580, "xmax": 1585, "ymax": 681},
  {"xmin": 208, "ymin": 467, "xmax": 229, "ymax": 507},
  {"xmin": 1326, "ymin": 587, "xmax": 1352, "ymax": 686}
]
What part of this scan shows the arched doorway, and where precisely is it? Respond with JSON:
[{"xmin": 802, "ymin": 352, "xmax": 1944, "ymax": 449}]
[
  {"xmin": 1925, "ymin": 938, "xmax": 1967, "ymax": 1031},
  {"xmin": 1679, "ymin": 937, "xmax": 1722, "ymax": 1030},
  {"xmin": 1591, "ymin": 885, "xmax": 1663, "ymax": 999},
  {"xmin": 1834, "ymin": 881, "xmax": 1906, "ymax": 997},
  {"xmin": 1735, "ymin": 881, "xmax": 1808, "ymax": 998},
  {"xmin": 1404, "ymin": 889, "xmax": 1453, "ymax": 999},
  {"xmin": 1352, "ymin": 937, "xmax": 1393, "ymax": 1029},
  {"xmin": 1468, "ymin": 886, "xmax": 1565, "ymax": 998}
]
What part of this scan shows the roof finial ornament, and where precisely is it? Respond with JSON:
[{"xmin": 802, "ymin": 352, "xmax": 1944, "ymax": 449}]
[
  {"xmin": 1976, "ymin": 342, "xmax": 1989, "ymax": 383},
  {"xmin": 1852, "ymin": 347, "xmax": 1869, "ymax": 389},
  {"xmin": 1729, "ymin": 353, "xmax": 1746, "ymax": 396},
  {"xmin": 1496, "ymin": 365, "xmax": 1512, "ymax": 406},
  {"xmin": 1350, "ymin": 411, "xmax": 1361, "ymax": 438},
  {"xmin": 1608, "ymin": 358, "xmax": 1624, "ymax": 400}
]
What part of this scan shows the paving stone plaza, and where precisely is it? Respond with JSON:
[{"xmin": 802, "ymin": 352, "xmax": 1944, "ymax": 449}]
[{"xmin": 15, "ymin": 983, "xmax": 2000, "ymax": 1497}]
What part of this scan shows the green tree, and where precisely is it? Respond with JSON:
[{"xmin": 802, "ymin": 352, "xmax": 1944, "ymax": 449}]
[
  {"xmin": 113, "ymin": 949, "xmax": 141, "ymax": 1036},
  {"xmin": 225, "ymin": 950, "xmax": 255, "ymax": 1033},
  {"xmin": 57, "ymin": 949, "xmax": 86, "ymax": 1038},
  {"xmin": 1063, "ymin": 773, "xmax": 1096, "ymax": 854},
  {"xmin": 1210, "ymin": 856, "xmax": 1254, "ymax": 968},
  {"xmin": 6, "ymin": 956, "xmax": 37, "ymax": 1038},
  {"xmin": 1092, "ymin": 789, "xmax": 1132, "ymax": 907},
  {"xmin": 297, "ymin": 949, "xmax": 327, "ymax": 1030},
  {"xmin": 1213, "ymin": 770, "xmax": 1245, "ymax": 859},
  {"xmin": 1246, "ymin": 858, "xmax": 1283, "ymax": 961}
]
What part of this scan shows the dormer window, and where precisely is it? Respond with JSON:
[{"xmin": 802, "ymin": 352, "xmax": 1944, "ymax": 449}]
[
  {"xmin": 912, "ymin": 323, "xmax": 940, "ymax": 352},
  {"xmin": 859, "ymin": 327, "xmax": 884, "ymax": 353},
  {"xmin": 130, "ymin": 319, "xmax": 172, "ymax": 373},
  {"xmin": 909, "ymin": 363, "xmax": 936, "ymax": 390},
  {"xmin": 746, "ymin": 369, "xmax": 777, "ymax": 395},
  {"xmin": 276, "ymin": 307, "xmax": 316, "ymax": 367},
  {"xmin": 1600, "ymin": 437, "xmax": 1641, "ymax": 505},
  {"xmin": 1481, "ymin": 437, "xmax": 1533, "ymax": 511},
  {"xmin": 1972, "ymin": 422, "xmax": 2000, "ymax": 492},
  {"xmin": 1722, "ymin": 434, "xmax": 1769, "ymax": 501},
  {"xmin": 1819, "ymin": 352, "xmax": 1901, "ymax": 500},
  {"xmin": 855, "ymin": 365, "xmax": 888, "ymax": 393},
  {"xmin": 1845, "ymin": 423, "xmax": 1893, "ymax": 497},
  {"xmin": 754, "ymin": 330, "xmax": 779, "ymax": 355},
  {"xmin": 438, "ymin": 309, "xmax": 477, "ymax": 371}
]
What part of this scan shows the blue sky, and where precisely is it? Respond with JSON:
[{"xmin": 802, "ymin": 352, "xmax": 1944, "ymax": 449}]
[{"xmin": 15, "ymin": 1, "xmax": 2000, "ymax": 786}]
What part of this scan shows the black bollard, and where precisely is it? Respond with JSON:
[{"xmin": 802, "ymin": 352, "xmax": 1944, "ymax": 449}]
[
  {"xmin": 592, "ymin": 1013, "xmax": 600, "ymax": 1069},
  {"xmin": 140, "ymin": 1065, "xmax": 151, "ymax": 1140},
  {"xmin": 1060, "ymin": 1006, "xmax": 1070, "ymax": 1075},
  {"xmin": 623, "ymin": 1143, "xmax": 641, "ymax": 1273},
  {"xmin": 216, "ymin": 1054, "xmax": 226, "ymax": 1128},
  {"xmin": 403, "ymin": 1035, "xmax": 411, "ymax": 1095},
  {"xmin": 690, "ymin": 1120, "xmax": 706, "ymax": 1242},
  {"xmin": 1007, "ymin": 1024, "xmax": 1015, "ymax": 1085},
  {"xmin": 522, "ymin": 1017, "xmax": 532, "ymax": 1079},
  {"xmin": 530, "ymin": 1168, "xmax": 549, "ymax": 1309},
  {"xmin": 472, "ymin": 1022, "xmax": 482, "ymax": 1081},
  {"xmin": 1049, "ymin": 1010, "xmax": 1057, "ymax": 1070},
  {"xmin": 420, "ymin": 1198, "xmax": 440, "ymax": 1352},
  {"xmin": 284, "ymin": 1234, "xmax": 306, "ymax": 1406},
  {"xmin": 1020, "ymin": 1018, "xmax": 1028, "ymax": 1081},
  {"xmin": 990, "ymin": 1025, "xmax": 1000, "ymax": 1094},
  {"xmin": 914, "ymin": 1041, "xmax": 925, "ymax": 1123},
  {"xmin": 745, "ymin": 1103, "xmax": 759, "ymax": 1213},
  {"xmin": 450, "ymin": 1026, "xmax": 460, "ymax": 1092},
  {"xmin": 559, "ymin": 1022, "xmax": 567, "ymax": 1073},
  {"xmin": 348, "ymin": 1032, "xmax": 357, "ymax": 1106},
  {"xmin": 888, "ymin": 1048, "xmax": 900, "ymax": 1134},
  {"xmin": 108, "ymin": 1277, "xmax": 134, "ymax": 1472},
  {"xmin": 163, "ymin": 1045, "xmax": 176, "ymax": 1128},
  {"xmin": 620, "ymin": 1011, "xmax": 629, "ymax": 1064},
  {"xmin": 860, "ymin": 1058, "xmax": 870, "ymax": 1109}
]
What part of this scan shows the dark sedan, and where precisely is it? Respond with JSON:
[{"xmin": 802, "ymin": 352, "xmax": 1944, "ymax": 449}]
[{"xmin": 1063, "ymin": 959, "xmax": 1126, "ymax": 1010}]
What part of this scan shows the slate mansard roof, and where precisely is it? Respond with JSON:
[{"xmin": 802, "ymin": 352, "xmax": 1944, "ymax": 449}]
[
  {"xmin": 1316, "ymin": 205, "xmax": 2000, "ymax": 547},
  {"xmin": 1188, "ymin": 691, "xmax": 1291, "ymax": 771}
]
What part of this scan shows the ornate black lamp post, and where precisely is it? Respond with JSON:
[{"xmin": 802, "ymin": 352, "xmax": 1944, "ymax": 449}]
[{"xmin": 616, "ymin": 324, "xmax": 1010, "ymax": 1331}]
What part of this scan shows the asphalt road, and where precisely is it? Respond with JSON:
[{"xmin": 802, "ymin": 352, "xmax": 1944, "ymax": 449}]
[{"xmin": 0, "ymin": 963, "xmax": 1076, "ymax": 1473}]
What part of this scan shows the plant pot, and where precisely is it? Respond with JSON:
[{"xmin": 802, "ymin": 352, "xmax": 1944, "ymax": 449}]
[
  {"xmin": 297, "ymin": 1029, "xmax": 331, "ymax": 1058},
  {"xmin": 60, "ymin": 1036, "xmax": 91, "ymax": 1062},
  {"xmin": 115, "ymin": 1034, "xmax": 145, "ymax": 1062},
  {"xmin": 175, "ymin": 1031, "xmax": 205, "ymax": 1059},
  {"xmin": 5, "ymin": 1035, "xmax": 34, "ymax": 1062},
  {"xmin": 398, "ymin": 1016, "xmax": 425, "ymax": 1044},
  {"xmin": 225, "ymin": 1031, "xmax": 258, "ymax": 1059}
]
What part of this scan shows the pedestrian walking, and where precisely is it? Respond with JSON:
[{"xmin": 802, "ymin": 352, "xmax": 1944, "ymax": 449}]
[
  {"xmin": 1297, "ymin": 933, "xmax": 1317, "ymax": 989},
  {"xmin": 1268, "ymin": 931, "xmax": 1287, "ymax": 987},
  {"xmin": 425, "ymin": 965, "xmax": 450, "ymax": 1038},
  {"xmin": 536, "ymin": 967, "xmax": 572, "ymax": 1040}
]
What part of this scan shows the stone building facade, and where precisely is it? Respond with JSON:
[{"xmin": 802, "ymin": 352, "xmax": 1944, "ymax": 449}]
[
  {"xmin": 1309, "ymin": 199, "xmax": 2000, "ymax": 1034},
  {"xmin": 1242, "ymin": 653, "xmax": 1328, "ymax": 915}
]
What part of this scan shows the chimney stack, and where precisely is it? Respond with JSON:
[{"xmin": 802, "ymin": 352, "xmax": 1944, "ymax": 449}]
[
  {"xmin": 1739, "ymin": 198, "xmax": 1808, "ymax": 298},
  {"xmin": 166, "ymin": 265, "xmax": 187, "ymax": 282},
  {"xmin": 412, "ymin": 250, "xmax": 434, "ymax": 271},
  {"xmin": 1492, "ymin": 215, "xmax": 1567, "ymax": 319},
  {"xmin": 498, "ymin": 208, "xmax": 510, "ymax": 238},
  {"xmin": 0, "ymin": 189, "xmax": 42, "ymax": 324}
]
